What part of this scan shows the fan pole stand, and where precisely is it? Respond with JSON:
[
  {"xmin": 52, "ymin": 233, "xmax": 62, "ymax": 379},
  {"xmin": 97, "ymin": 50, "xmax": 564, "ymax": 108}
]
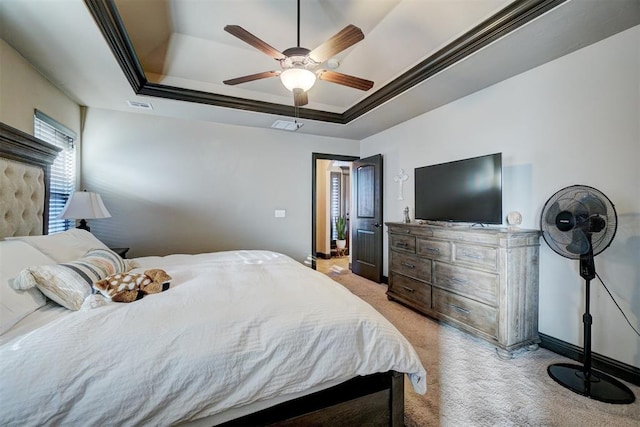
[{"xmin": 547, "ymin": 263, "xmax": 635, "ymax": 404}]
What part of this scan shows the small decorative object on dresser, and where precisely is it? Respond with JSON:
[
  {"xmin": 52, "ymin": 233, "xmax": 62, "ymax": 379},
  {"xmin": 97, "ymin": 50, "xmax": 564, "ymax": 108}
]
[
  {"xmin": 386, "ymin": 222, "xmax": 541, "ymax": 358},
  {"xmin": 506, "ymin": 211, "xmax": 523, "ymax": 228}
]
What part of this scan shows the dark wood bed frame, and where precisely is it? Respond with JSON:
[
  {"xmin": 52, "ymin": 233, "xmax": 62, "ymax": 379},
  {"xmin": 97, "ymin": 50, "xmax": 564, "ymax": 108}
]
[
  {"xmin": 220, "ymin": 371, "xmax": 404, "ymax": 427},
  {"xmin": 0, "ymin": 122, "xmax": 60, "ymax": 236},
  {"xmin": 0, "ymin": 121, "xmax": 406, "ymax": 426}
]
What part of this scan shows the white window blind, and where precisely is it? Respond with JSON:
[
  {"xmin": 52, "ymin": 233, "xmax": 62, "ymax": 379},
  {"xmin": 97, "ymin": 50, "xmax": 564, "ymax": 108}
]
[{"xmin": 34, "ymin": 110, "xmax": 77, "ymax": 234}]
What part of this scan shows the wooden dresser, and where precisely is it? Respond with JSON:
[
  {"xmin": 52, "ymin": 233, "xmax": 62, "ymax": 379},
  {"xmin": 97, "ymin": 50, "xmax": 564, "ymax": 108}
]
[{"xmin": 386, "ymin": 222, "xmax": 541, "ymax": 357}]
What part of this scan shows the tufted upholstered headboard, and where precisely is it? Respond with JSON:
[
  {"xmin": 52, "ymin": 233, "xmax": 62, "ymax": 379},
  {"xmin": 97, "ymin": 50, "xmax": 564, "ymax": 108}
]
[{"xmin": 0, "ymin": 122, "xmax": 61, "ymax": 238}]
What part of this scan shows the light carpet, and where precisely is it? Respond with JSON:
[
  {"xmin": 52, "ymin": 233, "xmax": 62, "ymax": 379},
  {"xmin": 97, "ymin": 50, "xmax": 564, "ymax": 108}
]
[{"xmin": 326, "ymin": 269, "xmax": 640, "ymax": 427}]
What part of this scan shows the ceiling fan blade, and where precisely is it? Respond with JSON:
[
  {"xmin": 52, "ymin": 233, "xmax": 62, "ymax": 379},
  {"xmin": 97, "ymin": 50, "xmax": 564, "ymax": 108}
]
[
  {"xmin": 223, "ymin": 71, "xmax": 281, "ymax": 86},
  {"xmin": 308, "ymin": 25, "xmax": 364, "ymax": 63},
  {"xmin": 293, "ymin": 88, "xmax": 308, "ymax": 106},
  {"xmin": 224, "ymin": 25, "xmax": 286, "ymax": 60},
  {"xmin": 317, "ymin": 70, "xmax": 373, "ymax": 91},
  {"xmin": 566, "ymin": 229, "xmax": 590, "ymax": 255}
]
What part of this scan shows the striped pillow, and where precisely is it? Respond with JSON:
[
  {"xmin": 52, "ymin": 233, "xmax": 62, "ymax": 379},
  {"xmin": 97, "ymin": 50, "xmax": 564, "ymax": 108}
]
[{"xmin": 13, "ymin": 249, "xmax": 130, "ymax": 310}]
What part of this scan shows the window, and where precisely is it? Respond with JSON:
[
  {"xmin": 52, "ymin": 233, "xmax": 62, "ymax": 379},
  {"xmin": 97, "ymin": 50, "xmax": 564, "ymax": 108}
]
[{"xmin": 34, "ymin": 110, "xmax": 77, "ymax": 234}]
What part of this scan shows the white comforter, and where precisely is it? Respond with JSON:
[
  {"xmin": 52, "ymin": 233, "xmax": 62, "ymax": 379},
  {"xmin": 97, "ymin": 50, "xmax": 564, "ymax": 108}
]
[{"xmin": 0, "ymin": 250, "xmax": 426, "ymax": 426}]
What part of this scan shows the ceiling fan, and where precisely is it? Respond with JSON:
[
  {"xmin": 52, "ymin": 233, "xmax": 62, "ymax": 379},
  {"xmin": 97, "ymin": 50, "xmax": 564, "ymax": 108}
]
[{"xmin": 223, "ymin": 0, "xmax": 374, "ymax": 107}]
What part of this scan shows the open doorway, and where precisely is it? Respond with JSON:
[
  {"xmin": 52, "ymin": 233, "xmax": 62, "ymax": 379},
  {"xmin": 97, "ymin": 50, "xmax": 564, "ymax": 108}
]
[{"xmin": 311, "ymin": 153, "xmax": 358, "ymax": 271}]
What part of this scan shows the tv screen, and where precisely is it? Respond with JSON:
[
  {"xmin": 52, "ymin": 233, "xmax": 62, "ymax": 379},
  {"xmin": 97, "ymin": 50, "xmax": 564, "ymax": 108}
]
[{"xmin": 415, "ymin": 153, "xmax": 502, "ymax": 224}]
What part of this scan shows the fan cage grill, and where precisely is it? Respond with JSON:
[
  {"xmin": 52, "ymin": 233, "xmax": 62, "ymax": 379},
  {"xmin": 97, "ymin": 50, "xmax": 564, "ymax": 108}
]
[{"xmin": 540, "ymin": 185, "xmax": 617, "ymax": 259}]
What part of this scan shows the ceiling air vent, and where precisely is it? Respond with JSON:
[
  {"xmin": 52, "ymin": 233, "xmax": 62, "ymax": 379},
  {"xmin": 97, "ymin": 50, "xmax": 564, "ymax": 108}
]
[
  {"xmin": 271, "ymin": 120, "xmax": 303, "ymax": 131},
  {"xmin": 126, "ymin": 100, "xmax": 153, "ymax": 110}
]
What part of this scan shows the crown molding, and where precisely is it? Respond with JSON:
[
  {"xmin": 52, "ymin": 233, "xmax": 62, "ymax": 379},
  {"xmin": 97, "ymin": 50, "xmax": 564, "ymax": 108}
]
[{"xmin": 84, "ymin": 0, "xmax": 566, "ymax": 124}]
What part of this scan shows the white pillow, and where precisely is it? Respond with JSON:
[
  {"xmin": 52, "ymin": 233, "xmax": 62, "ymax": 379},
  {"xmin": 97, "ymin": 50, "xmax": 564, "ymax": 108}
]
[
  {"xmin": 13, "ymin": 248, "xmax": 130, "ymax": 311},
  {"xmin": 6, "ymin": 229, "xmax": 109, "ymax": 263},
  {"xmin": 0, "ymin": 240, "xmax": 54, "ymax": 334}
]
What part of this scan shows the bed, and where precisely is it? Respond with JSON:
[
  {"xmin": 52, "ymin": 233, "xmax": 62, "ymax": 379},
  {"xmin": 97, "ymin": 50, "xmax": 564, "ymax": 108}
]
[{"xmin": 0, "ymin": 122, "xmax": 427, "ymax": 426}]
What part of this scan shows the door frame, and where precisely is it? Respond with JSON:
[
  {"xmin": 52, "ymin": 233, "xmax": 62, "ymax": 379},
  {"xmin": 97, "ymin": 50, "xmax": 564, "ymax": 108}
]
[{"xmin": 311, "ymin": 153, "xmax": 359, "ymax": 270}]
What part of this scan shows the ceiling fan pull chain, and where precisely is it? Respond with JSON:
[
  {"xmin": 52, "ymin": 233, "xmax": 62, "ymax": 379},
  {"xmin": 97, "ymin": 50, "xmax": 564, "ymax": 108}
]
[{"xmin": 297, "ymin": 0, "xmax": 301, "ymax": 47}]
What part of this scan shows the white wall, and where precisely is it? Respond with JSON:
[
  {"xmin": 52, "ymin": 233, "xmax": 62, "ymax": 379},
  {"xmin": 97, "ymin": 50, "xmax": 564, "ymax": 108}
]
[
  {"xmin": 0, "ymin": 39, "xmax": 80, "ymax": 141},
  {"xmin": 81, "ymin": 108, "xmax": 359, "ymax": 263},
  {"xmin": 361, "ymin": 25, "xmax": 640, "ymax": 368}
]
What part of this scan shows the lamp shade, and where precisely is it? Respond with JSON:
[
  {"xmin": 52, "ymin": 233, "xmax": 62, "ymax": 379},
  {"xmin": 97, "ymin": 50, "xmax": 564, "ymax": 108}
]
[
  {"xmin": 280, "ymin": 68, "xmax": 316, "ymax": 92},
  {"xmin": 59, "ymin": 191, "xmax": 111, "ymax": 220}
]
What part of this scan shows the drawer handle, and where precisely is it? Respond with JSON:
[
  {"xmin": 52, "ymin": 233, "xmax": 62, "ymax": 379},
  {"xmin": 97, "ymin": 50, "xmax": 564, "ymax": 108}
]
[
  {"xmin": 449, "ymin": 304, "xmax": 470, "ymax": 314},
  {"xmin": 396, "ymin": 242, "xmax": 409, "ymax": 248},
  {"xmin": 401, "ymin": 262, "xmax": 415, "ymax": 269},
  {"xmin": 451, "ymin": 277, "xmax": 469, "ymax": 285},
  {"xmin": 423, "ymin": 247, "xmax": 440, "ymax": 253},
  {"xmin": 461, "ymin": 252, "xmax": 482, "ymax": 259},
  {"xmin": 402, "ymin": 286, "xmax": 415, "ymax": 293}
]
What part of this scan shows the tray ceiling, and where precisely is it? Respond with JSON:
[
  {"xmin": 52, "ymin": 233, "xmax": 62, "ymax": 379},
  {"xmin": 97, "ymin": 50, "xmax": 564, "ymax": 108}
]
[{"xmin": 1, "ymin": 0, "xmax": 639, "ymax": 139}]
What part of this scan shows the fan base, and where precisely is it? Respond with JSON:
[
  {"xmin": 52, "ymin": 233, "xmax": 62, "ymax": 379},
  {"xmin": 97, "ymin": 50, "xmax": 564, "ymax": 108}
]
[{"xmin": 548, "ymin": 363, "xmax": 635, "ymax": 404}]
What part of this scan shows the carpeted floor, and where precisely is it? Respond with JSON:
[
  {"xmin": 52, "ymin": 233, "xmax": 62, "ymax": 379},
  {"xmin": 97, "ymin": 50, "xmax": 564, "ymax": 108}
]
[{"xmin": 324, "ymin": 267, "xmax": 640, "ymax": 427}]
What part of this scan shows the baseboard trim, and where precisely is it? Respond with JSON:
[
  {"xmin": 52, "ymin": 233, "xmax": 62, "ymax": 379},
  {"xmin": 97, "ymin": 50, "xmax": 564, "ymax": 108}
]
[{"xmin": 539, "ymin": 333, "xmax": 640, "ymax": 387}]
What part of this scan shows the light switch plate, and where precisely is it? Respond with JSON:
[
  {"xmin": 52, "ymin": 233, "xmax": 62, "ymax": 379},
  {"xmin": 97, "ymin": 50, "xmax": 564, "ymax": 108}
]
[{"xmin": 275, "ymin": 209, "xmax": 286, "ymax": 218}]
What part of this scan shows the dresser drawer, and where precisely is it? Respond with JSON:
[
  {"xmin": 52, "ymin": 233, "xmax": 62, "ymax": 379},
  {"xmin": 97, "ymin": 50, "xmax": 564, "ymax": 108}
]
[
  {"xmin": 389, "ymin": 274, "xmax": 432, "ymax": 311},
  {"xmin": 390, "ymin": 252, "xmax": 432, "ymax": 283},
  {"xmin": 417, "ymin": 238, "xmax": 451, "ymax": 261},
  {"xmin": 433, "ymin": 289, "xmax": 498, "ymax": 338},
  {"xmin": 454, "ymin": 243, "xmax": 498, "ymax": 271},
  {"xmin": 434, "ymin": 262, "xmax": 498, "ymax": 306},
  {"xmin": 390, "ymin": 234, "xmax": 416, "ymax": 253}
]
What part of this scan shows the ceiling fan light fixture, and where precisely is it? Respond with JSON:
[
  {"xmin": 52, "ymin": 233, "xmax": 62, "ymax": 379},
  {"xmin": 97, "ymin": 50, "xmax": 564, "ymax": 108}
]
[{"xmin": 280, "ymin": 68, "xmax": 316, "ymax": 92}]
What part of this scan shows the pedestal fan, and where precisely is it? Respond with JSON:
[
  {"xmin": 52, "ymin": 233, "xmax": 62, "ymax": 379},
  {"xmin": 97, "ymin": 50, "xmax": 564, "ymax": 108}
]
[{"xmin": 540, "ymin": 184, "xmax": 634, "ymax": 404}]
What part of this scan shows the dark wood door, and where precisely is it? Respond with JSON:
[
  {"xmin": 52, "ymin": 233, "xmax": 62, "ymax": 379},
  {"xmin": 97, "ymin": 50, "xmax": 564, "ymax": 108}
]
[{"xmin": 351, "ymin": 154, "xmax": 383, "ymax": 282}]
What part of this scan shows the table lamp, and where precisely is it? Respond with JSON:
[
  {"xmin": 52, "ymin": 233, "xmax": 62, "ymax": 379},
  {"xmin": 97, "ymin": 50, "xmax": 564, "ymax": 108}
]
[{"xmin": 59, "ymin": 190, "xmax": 111, "ymax": 232}]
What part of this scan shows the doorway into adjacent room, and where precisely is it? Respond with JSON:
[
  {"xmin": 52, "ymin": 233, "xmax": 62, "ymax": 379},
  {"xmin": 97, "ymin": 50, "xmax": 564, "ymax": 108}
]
[
  {"xmin": 311, "ymin": 153, "xmax": 357, "ymax": 272},
  {"xmin": 312, "ymin": 153, "xmax": 384, "ymax": 283}
]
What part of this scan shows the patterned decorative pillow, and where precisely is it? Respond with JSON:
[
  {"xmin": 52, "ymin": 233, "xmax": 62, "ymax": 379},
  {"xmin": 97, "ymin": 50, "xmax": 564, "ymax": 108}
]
[{"xmin": 12, "ymin": 248, "xmax": 130, "ymax": 310}]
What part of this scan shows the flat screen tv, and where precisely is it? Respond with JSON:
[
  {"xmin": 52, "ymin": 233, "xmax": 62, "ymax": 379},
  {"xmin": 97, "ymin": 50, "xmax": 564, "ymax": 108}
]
[{"xmin": 415, "ymin": 153, "xmax": 502, "ymax": 225}]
